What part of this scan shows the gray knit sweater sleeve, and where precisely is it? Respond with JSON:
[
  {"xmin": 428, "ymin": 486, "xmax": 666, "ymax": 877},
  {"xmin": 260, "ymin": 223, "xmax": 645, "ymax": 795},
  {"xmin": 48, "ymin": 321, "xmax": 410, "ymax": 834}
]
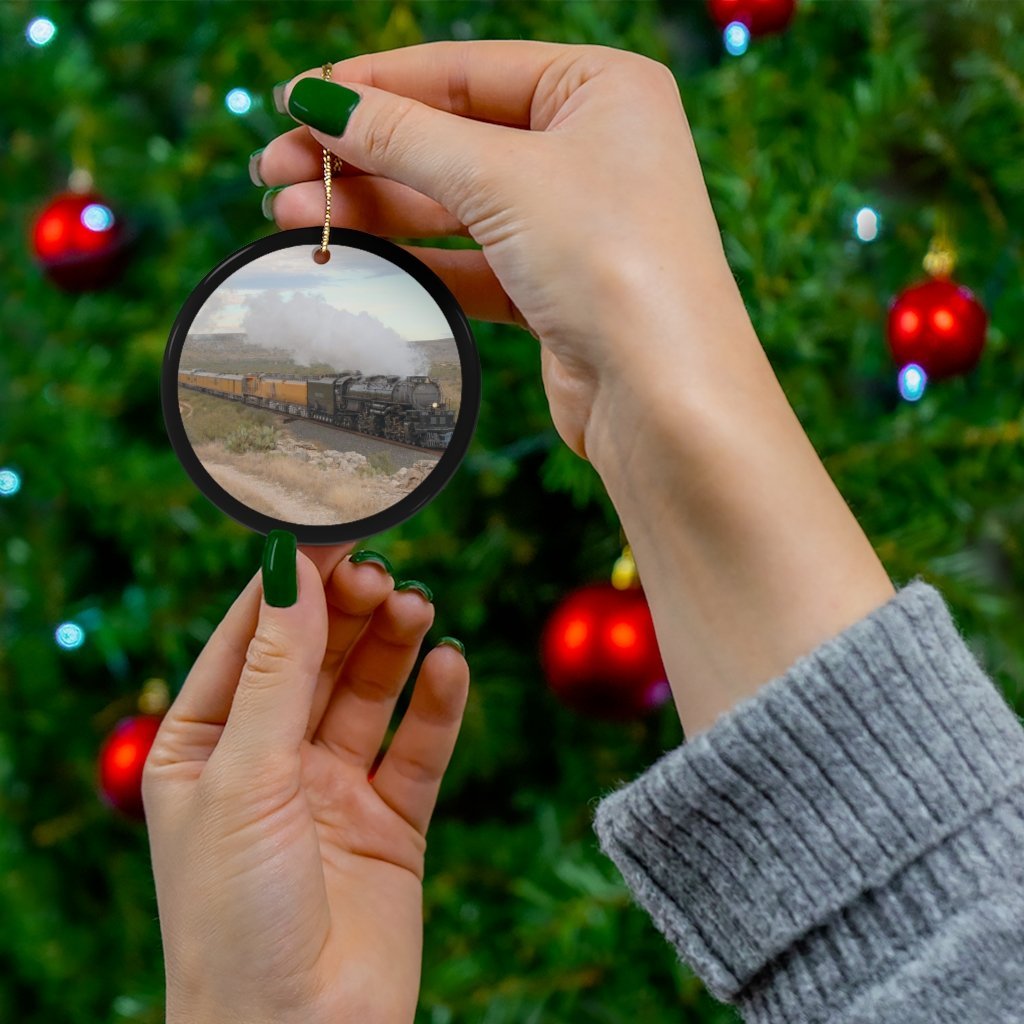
[{"xmin": 592, "ymin": 579, "xmax": 1024, "ymax": 1023}]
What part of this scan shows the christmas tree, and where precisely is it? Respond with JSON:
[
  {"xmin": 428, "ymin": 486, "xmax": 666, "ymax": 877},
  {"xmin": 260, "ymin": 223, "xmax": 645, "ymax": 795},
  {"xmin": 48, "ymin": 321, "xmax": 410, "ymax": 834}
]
[{"xmin": 2, "ymin": 2, "xmax": 1022, "ymax": 1022}]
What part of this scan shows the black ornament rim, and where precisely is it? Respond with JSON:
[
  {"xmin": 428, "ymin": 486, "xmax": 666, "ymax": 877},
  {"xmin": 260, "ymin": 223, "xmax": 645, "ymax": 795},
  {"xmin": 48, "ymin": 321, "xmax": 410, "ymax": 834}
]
[{"xmin": 161, "ymin": 227, "xmax": 481, "ymax": 544}]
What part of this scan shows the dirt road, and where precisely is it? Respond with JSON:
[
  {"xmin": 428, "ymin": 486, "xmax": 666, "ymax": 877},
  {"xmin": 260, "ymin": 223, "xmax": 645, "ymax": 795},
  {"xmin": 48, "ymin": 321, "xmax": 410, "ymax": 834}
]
[{"xmin": 203, "ymin": 461, "xmax": 347, "ymax": 525}]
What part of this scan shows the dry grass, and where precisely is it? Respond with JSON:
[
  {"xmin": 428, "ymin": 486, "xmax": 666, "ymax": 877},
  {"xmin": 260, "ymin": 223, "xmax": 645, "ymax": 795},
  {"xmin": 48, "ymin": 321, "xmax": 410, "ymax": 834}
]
[
  {"xmin": 180, "ymin": 390, "xmax": 280, "ymax": 446},
  {"xmin": 194, "ymin": 442, "xmax": 404, "ymax": 524}
]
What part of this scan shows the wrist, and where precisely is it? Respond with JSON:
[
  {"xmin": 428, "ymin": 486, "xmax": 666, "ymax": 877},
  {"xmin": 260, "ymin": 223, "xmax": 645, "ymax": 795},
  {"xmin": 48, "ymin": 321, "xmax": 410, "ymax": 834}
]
[{"xmin": 583, "ymin": 305, "xmax": 894, "ymax": 736}]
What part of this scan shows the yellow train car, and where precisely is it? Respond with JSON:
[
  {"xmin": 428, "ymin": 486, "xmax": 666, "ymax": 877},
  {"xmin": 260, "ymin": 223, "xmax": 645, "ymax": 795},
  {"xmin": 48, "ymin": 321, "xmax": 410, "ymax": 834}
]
[
  {"xmin": 180, "ymin": 370, "xmax": 244, "ymax": 398},
  {"xmin": 254, "ymin": 377, "xmax": 308, "ymax": 407}
]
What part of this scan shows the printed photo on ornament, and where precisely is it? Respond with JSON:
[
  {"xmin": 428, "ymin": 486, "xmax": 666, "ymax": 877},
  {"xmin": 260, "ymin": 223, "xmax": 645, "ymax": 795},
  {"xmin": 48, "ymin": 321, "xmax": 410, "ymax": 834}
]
[{"xmin": 175, "ymin": 244, "xmax": 463, "ymax": 527}]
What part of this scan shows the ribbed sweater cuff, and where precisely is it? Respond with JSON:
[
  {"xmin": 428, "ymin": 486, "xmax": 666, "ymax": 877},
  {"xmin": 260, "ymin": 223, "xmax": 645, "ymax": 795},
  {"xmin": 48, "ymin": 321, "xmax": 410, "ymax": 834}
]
[{"xmin": 592, "ymin": 579, "xmax": 1024, "ymax": 1008}]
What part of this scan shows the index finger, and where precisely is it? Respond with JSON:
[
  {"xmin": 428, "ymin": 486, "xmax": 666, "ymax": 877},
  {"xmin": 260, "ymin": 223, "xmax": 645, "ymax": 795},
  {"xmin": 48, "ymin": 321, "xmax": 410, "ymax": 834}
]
[{"xmin": 285, "ymin": 39, "xmax": 574, "ymax": 129}]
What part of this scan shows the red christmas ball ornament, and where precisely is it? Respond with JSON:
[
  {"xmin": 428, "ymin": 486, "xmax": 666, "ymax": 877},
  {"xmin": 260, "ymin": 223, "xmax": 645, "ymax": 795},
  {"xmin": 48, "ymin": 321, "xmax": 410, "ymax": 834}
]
[
  {"xmin": 31, "ymin": 190, "xmax": 131, "ymax": 291},
  {"xmin": 541, "ymin": 582, "xmax": 669, "ymax": 720},
  {"xmin": 887, "ymin": 278, "xmax": 987, "ymax": 380},
  {"xmin": 707, "ymin": 0, "xmax": 796, "ymax": 35},
  {"xmin": 97, "ymin": 714, "xmax": 163, "ymax": 819}
]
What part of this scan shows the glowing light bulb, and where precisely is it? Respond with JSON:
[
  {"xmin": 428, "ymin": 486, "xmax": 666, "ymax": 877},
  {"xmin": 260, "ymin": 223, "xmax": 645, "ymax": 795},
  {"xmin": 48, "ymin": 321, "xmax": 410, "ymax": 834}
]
[
  {"xmin": 854, "ymin": 207, "xmax": 880, "ymax": 242},
  {"xmin": 26, "ymin": 17, "xmax": 56, "ymax": 46},
  {"xmin": 0, "ymin": 468, "xmax": 21, "ymax": 496},
  {"xmin": 898, "ymin": 363, "xmax": 927, "ymax": 402},
  {"xmin": 81, "ymin": 203, "xmax": 115, "ymax": 232},
  {"xmin": 724, "ymin": 21, "xmax": 750, "ymax": 56},
  {"xmin": 55, "ymin": 622, "xmax": 86, "ymax": 650},
  {"xmin": 225, "ymin": 88, "xmax": 253, "ymax": 115}
]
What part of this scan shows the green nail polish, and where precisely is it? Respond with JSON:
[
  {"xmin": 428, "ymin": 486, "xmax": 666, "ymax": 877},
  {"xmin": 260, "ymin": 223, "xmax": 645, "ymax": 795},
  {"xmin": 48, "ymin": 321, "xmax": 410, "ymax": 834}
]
[
  {"xmin": 349, "ymin": 549, "xmax": 394, "ymax": 575},
  {"xmin": 272, "ymin": 80, "xmax": 290, "ymax": 114},
  {"xmin": 287, "ymin": 78, "xmax": 361, "ymax": 136},
  {"xmin": 261, "ymin": 186, "xmax": 285, "ymax": 221},
  {"xmin": 262, "ymin": 529, "xmax": 297, "ymax": 607},
  {"xmin": 248, "ymin": 147, "xmax": 266, "ymax": 187},
  {"xmin": 437, "ymin": 636, "xmax": 465, "ymax": 656},
  {"xmin": 395, "ymin": 579, "xmax": 433, "ymax": 603}
]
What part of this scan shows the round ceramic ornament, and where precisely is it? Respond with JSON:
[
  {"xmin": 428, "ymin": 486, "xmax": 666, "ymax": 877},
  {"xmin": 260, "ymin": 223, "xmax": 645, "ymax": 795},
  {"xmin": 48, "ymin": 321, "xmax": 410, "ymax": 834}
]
[{"xmin": 161, "ymin": 69, "xmax": 480, "ymax": 544}]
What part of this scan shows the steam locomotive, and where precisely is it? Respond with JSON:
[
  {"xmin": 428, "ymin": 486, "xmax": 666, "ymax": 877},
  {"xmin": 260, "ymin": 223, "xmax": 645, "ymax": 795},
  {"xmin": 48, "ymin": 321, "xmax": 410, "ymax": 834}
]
[{"xmin": 178, "ymin": 369, "xmax": 456, "ymax": 449}]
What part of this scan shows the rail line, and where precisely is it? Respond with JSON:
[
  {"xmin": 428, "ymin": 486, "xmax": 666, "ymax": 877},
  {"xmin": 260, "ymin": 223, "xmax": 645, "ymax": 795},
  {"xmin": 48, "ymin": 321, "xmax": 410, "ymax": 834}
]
[{"xmin": 181, "ymin": 384, "xmax": 442, "ymax": 457}]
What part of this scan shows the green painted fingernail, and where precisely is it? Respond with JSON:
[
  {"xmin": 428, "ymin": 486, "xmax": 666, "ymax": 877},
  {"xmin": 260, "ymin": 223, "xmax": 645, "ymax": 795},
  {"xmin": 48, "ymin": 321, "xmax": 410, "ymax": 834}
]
[
  {"xmin": 287, "ymin": 78, "xmax": 361, "ymax": 136},
  {"xmin": 395, "ymin": 579, "xmax": 433, "ymax": 603},
  {"xmin": 272, "ymin": 80, "xmax": 290, "ymax": 114},
  {"xmin": 248, "ymin": 147, "xmax": 266, "ymax": 187},
  {"xmin": 261, "ymin": 186, "xmax": 285, "ymax": 221},
  {"xmin": 262, "ymin": 530, "xmax": 297, "ymax": 607},
  {"xmin": 438, "ymin": 636, "xmax": 465, "ymax": 656},
  {"xmin": 349, "ymin": 549, "xmax": 393, "ymax": 574}
]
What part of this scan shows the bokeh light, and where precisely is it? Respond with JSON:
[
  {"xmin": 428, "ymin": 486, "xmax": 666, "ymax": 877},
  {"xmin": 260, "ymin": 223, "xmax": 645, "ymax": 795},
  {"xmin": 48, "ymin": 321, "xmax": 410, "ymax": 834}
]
[
  {"xmin": 26, "ymin": 17, "xmax": 56, "ymax": 46},
  {"xmin": 81, "ymin": 203, "xmax": 115, "ymax": 232},
  {"xmin": 898, "ymin": 363, "xmax": 927, "ymax": 402},
  {"xmin": 0, "ymin": 468, "xmax": 21, "ymax": 496},
  {"xmin": 854, "ymin": 206, "xmax": 880, "ymax": 242},
  {"xmin": 724, "ymin": 21, "xmax": 751, "ymax": 56},
  {"xmin": 55, "ymin": 622, "xmax": 86, "ymax": 650},
  {"xmin": 225, "ymin": 88, "xmax": 253, "ymax": 115}
]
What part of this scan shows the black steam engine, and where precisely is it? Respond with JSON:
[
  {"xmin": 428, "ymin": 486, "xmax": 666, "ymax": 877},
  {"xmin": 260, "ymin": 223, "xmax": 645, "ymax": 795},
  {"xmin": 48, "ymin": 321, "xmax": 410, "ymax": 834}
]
[{"xmin": 307, "ymin": 373, "xmax": 456, "ymax": 449}]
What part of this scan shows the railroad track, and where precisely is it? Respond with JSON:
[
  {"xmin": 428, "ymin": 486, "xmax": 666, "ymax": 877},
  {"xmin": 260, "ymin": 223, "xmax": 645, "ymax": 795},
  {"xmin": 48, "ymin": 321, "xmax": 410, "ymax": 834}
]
[{"xmin": 278, "ymin": 415, "xmax": 440, "ymax": 455}]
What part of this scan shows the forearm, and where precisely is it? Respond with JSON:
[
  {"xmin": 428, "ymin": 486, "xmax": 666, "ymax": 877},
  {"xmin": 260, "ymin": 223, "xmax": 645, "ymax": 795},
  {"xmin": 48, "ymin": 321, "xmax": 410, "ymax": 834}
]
[{"xmin": 585, "ymin": 279, "xmax": 894, "ymax": 737}]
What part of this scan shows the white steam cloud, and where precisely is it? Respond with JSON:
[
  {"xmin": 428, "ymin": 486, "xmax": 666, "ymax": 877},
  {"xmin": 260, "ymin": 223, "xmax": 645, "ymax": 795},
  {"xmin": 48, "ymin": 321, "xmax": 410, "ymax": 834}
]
[{"xmin": 241, "ymin": 290, "xmax": 427, "ymax": 376}]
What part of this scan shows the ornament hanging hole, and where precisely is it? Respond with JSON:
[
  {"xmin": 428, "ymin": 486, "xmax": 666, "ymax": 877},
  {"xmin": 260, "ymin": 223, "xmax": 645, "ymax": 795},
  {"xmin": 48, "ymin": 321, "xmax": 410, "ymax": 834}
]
[{"xmin": 312, "ymin": 248, "xmax": 331, "ymax": 265}]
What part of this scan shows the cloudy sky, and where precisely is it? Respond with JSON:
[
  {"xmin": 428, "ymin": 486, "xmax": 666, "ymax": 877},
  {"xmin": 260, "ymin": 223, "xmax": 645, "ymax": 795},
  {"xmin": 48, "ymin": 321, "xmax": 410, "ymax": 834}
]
[{"xmin": 190, "ymin": 244, "xmax": 453, "ymax": 341}]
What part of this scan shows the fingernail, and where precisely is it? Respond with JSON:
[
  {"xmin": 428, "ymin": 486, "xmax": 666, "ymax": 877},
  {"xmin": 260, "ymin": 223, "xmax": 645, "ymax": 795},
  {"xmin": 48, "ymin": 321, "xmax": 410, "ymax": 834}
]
[
  {"xmin": 286, "ymin": 78, "xmax": 361, "ymax": 136},
  {"xmin": 395, "ymin": 579, "xmax": 433, "ymax": 603},
  {"xmin": 261, "ymin": 186, "xmax": 285, "ymax": 221},
  {"xmin": 262, "ymin": 529, "xmax": 297, "ymax": 607},
  {"xmin": 437, "ymin": 636, "xmax": 465, "ymax": 656},
  {"xmin": 272, "ymin": 80, "xmax": 290, "ymax": 115},
  {"xmin": 248, "ymin": 147, "xmax": 266, "ymax": 187},
  {"xmin": 349, "ymin": 549, "xmax": 394, "ymax": 575}
]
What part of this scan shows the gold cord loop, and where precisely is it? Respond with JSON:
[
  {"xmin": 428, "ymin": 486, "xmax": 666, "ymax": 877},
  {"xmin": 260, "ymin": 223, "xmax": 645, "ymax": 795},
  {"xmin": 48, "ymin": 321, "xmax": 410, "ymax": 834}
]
[{"xmin": 313, "ymin": 62, "xmax": 339, "ymax": 264}]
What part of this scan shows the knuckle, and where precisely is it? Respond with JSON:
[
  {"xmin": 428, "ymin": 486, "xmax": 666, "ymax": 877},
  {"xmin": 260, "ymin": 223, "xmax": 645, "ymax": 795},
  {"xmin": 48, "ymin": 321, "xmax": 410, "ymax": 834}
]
[
  {"xmin": 632, "ymin": 53, "xmax": 680, "ymax": 93},
  {"xmin": 362, "ymin": 96, "xmax": 418, "ymax": 166},
  {"xmin": 242, "ymin": 629, "xmax": 291, "ymax": 685}
]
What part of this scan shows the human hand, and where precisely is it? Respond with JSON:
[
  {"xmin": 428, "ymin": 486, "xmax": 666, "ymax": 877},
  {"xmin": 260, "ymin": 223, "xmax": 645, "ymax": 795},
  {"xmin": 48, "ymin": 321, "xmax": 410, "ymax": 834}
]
[
  {"xmin": 256, "ymin": 40, "xmax": 755, "ymax": 467},
  {"xmin": 143, "ymin": 536, "xmax": 469, "ymax": 1024}
]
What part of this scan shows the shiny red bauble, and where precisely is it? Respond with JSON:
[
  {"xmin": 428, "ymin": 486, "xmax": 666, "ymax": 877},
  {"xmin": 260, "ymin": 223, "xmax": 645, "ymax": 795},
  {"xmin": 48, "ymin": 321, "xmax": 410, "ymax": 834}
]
[
  {"xmin": 97, "ymin": 714, "xmax": 163, "ymax": 819},
  {"xmin": 541, "ymin": 583, "xmax": 670, "ymax": 720},
  {"xmin": 707, "ymin": 0, "xmax": 797, "ymax": 35},
  {"xmin": 887, "ymin": 278, "xmax": 988, "ymax": 380},
  {"xmin": 31, "ymin": 190, "xmax": 131, "ymax": 291}
]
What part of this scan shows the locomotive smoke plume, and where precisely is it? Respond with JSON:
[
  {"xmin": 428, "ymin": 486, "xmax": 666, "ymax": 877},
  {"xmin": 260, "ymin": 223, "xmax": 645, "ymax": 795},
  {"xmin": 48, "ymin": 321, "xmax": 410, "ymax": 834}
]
[{"xmin": 241, "ymin": 291, "xmax": 428, "ymax": 376}]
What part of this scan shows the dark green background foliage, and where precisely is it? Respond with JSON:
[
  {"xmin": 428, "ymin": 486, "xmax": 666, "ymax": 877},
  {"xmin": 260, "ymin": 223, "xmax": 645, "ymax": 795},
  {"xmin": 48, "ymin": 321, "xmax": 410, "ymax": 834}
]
[{"xmin": 2, "ymin": 1, "xmax": 1022, "ymax": 1021}]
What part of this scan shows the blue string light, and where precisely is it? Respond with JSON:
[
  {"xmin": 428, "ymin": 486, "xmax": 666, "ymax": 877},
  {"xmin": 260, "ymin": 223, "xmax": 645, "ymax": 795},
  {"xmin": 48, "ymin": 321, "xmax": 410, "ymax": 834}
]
[
  {"xmin": 854, "ymin": 207, "xmax": 880, "ymax": 242},
  {"xmin": 898, "ymin": 363, "xmax": 927, "ymax": 402},
  {"xmin": 81, "ymin": 203, "xmax": 115, "ymax": 232},
  {"xmin": 55, "ymin": 622, "xmax": 86, "ymax": 650},
  {"xmin": 724, "ymin": 22, "xmax": 750, "ymax": 57},
  {"xmin": 225, "ymin": 88, "xmax": 253, "ymax": 115},
  {"xmin": 26, "ymin": 17, "xmax": 56, "ymax": 46},
  {"xmin": 0, "ymin": 468, "xmax": 21, "ymax": 496}
]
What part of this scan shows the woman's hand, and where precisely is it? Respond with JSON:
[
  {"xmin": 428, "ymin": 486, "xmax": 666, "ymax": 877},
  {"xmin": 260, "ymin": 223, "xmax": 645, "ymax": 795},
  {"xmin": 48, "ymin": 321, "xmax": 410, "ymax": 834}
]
[
  {"xmin": 143, "ymin": 541, "xmax": 469, "ymax": 1024},
  {"xmin": 258, "ymin": 40, "xmax": 751, "ymax": 466}
]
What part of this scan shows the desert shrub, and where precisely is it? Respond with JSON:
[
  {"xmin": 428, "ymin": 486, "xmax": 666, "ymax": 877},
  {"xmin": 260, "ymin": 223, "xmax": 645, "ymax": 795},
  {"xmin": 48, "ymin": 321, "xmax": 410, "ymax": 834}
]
[
  {"xmin": 366, "ymin": 450, "xmax": 397, "ymax": 475},
  {"xmin": 224, "ymin": 423, "xmax": 279, "ymax": 453}
]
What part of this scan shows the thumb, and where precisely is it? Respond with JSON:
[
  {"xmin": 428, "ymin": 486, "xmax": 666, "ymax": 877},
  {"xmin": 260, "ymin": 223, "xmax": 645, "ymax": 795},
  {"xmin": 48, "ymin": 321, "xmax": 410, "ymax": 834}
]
[
  {"xmin": 216, "ymin": 531, "xmax": 328, "ymax": 764},
  {"xmin": 281, "ymin": 76, "xmax": 516, "ymax": 217}
]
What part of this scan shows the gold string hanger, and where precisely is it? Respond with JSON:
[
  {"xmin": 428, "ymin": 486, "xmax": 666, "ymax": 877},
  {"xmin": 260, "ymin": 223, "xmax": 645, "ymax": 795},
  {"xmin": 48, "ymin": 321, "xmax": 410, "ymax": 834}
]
[{"xmin": 313, "ymin": 62, "xmax": 344, "ymax": 264}]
